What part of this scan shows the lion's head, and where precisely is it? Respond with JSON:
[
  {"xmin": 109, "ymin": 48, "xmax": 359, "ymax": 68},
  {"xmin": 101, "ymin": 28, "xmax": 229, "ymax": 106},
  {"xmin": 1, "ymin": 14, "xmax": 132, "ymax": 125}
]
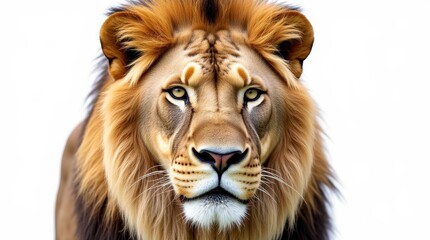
[{"xmin": 75, "ymin": 0, "xmax": 335, "ymax": 239}]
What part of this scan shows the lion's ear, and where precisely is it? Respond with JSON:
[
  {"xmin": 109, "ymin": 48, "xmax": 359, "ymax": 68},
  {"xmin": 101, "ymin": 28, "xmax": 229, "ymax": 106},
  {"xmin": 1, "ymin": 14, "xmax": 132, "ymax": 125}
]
[
  {"xmin": 100, "ymin": 12, "xmax": 141, "ymax": 80},
  {"xmin": 277, "ymin": 11, "xmax": 314, "ymax": 78}
]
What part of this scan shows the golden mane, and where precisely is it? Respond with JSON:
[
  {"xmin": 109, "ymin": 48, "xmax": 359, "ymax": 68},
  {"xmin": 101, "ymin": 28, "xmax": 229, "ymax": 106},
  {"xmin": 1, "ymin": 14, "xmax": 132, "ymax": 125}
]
[
  {"xmin": 98, "ymin": 0, "xmax": 310, "ymax": 86},
  {"xmin": 69, "ymin": 0, "xmax": 336, "ymax": 239}
]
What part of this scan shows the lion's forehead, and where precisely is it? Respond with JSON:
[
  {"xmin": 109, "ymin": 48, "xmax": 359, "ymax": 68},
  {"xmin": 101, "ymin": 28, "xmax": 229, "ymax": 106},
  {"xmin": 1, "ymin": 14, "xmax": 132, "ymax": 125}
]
[{"xmin": 179, "ymin": 29, "xmax": 250, "ymax": 87}]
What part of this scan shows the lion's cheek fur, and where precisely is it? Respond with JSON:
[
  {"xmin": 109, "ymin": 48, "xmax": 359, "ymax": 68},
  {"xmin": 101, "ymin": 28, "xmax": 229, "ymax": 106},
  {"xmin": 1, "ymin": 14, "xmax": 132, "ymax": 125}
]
[
  {"xmin": 100, "ymin": 80, "xmax": 193, "ymax": 239},
  {"xmin": 256, "ymin": 86, "xmax": 316, "ymax": 233},
  {"xmin": 100, "ymin": 81, "xmax": 157, "ymax": 237}
]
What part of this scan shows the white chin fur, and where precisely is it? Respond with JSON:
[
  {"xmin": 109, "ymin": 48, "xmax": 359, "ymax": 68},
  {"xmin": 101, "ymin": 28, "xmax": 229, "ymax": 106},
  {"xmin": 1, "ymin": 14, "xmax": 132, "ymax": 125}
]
[{"xmin": 182, "ymin": 196, "xmax": 247, "ymax": 230}]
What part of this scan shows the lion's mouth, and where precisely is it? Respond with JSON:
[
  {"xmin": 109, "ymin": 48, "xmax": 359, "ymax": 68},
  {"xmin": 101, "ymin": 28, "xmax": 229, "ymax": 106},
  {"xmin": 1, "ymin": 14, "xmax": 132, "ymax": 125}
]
[{"xmin": 180, "ymin": 187, "xmax": 249, "ymax": 204}]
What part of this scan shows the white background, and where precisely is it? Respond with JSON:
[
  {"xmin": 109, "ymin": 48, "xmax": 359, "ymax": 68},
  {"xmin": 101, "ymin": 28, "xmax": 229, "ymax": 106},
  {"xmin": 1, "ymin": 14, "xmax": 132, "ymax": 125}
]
[{"xmin": 1, "ymin": 0, "xmax": 429, "ymax": 239}]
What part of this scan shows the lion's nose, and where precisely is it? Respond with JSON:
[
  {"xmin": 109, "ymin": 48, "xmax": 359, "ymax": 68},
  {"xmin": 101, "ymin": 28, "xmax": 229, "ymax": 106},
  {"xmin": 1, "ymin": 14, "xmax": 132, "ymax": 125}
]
[{"xmin": 192, "ymin": 148, "xmax": 248, "ymax": 174}]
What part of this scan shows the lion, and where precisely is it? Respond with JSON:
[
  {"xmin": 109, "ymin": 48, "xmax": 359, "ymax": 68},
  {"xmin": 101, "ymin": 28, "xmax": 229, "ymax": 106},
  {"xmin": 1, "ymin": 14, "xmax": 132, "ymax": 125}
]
[{"xmin": 55, "ymin": 0, "xmax": 336, "ymax": 239}]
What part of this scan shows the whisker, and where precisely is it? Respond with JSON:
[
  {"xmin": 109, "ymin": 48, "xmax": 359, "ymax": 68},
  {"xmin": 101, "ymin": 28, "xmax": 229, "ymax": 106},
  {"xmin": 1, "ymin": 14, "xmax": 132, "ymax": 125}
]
[
  {"xmin": 142, "ymin": 165, "xmax": 165, "ymax": 175},
  {"xmin": 261, "ymin": 168, "xmax": 308, "ymax": 206},
  {"xmin": 133, "ymin": 177, "xmax": 172, "ymax": 202},
  {"xmin": 259, "ymin": 180, "xmax": 275, "ymax": 195},
  {"xmin": 257, "ymin": 185, "xmax": 276, "ymax": 203},
  {"xmin": 251, "ymin": 192, "xmax": 262, "ymax": 206},
  {"xmin": 128, "ymin": 169, "xmax": 168, "ymax": 190},
  {"xmin": 137, "ymin": 170, "xmax": 168, "ymax": 181}
]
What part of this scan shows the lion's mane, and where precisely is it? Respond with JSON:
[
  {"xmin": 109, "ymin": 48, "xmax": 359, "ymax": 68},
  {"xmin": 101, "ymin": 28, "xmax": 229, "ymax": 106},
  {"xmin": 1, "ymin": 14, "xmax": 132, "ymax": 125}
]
[{"xmin": 73, "ymin": 0, "xmax": 336, "ymax": 239}]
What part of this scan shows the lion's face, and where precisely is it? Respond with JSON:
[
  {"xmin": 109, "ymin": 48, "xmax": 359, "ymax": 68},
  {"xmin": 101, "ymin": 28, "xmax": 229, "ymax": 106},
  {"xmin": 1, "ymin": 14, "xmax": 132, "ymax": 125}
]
[
  {"xmin": 139, "ymin": 29, "xmax": 284, "ymax": 229},
  {"xmin": 76, "ymin": 1, "xmax": 323, "ymax": 238}
]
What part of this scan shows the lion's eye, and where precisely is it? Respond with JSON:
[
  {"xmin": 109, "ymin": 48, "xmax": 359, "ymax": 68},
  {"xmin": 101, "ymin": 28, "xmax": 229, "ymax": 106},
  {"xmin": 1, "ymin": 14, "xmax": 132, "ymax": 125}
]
[
  {"xmin": 168, "ymin": 87, "xmax": 188, "ymax": 100},
  {"xmin": 244, "ymin": 88, "xmax": 261, "ymax": 102}
]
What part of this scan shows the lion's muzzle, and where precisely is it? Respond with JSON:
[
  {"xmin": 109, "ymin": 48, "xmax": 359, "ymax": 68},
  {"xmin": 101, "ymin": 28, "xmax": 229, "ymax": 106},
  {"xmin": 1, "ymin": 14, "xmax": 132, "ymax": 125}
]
[{"xmin": 172, "ymin": 110, "xmax": 261, "ymax": 230}]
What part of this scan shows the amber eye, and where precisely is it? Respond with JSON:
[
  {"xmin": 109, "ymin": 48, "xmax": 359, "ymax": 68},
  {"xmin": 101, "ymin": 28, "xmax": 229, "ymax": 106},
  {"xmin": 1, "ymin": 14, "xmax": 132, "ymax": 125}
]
[
  {"xmin": 244, "ymin": 88, "xmax": 261, "ymax": 102},
  {"xmin": 168, "ymin": 87, "xmax": 187, "ymax": 100}
]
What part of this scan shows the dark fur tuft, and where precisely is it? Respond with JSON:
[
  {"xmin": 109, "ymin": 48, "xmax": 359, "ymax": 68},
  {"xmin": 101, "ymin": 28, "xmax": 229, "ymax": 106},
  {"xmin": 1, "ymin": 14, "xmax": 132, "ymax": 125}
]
[
  {"xmin": 279, "ymin": 3, "xmax": 302, "ymax": 12},
  {"xmin": 124, "ymin": 46, "xmax": 142, "ymax": 67},
  {"xmin": 202, "ymin": 0, "xmax": 219, "ymax": 23},
  {"xmin": 277, "ymin": 40, "xmax": 293, "ymax": 61},
  {"xmin": 75, "ymin": 185, "xmax": 135, "ymax": 240},
  {"xmin": 280, "ymin": 184, "xmax": 335, "ymax": 240},
  {"xmin": 83, "ymin": 53, "xmax": 108, "ymax": 133},
  {"xmin": 107, "ymin": 0, "xmax": 152, "ymax": 15}
]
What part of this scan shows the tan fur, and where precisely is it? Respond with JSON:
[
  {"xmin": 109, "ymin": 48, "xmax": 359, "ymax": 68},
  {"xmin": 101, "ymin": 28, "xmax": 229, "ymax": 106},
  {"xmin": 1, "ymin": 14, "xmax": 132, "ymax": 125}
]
[
  {"xmin": 55, "ymin": 123, "xmax": 82, "ymax": 239},
  {"xmin": 56, "ymin": 1, "xmax": 333, "ymax": 239}
]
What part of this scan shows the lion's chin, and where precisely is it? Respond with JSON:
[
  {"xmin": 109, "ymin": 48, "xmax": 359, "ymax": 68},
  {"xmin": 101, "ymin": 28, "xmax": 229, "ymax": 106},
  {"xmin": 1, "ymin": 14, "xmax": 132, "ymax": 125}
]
[{"xmin": 182, "ymin": 191, "xmax": 248, "ymax": 230}]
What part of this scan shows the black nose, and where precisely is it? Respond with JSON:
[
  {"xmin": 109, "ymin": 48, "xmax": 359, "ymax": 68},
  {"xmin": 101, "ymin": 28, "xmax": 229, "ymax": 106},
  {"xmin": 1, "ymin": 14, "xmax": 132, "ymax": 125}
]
[{"xmin": 192, "ymin": 148, "xmax": 248, "ymax": 174}]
